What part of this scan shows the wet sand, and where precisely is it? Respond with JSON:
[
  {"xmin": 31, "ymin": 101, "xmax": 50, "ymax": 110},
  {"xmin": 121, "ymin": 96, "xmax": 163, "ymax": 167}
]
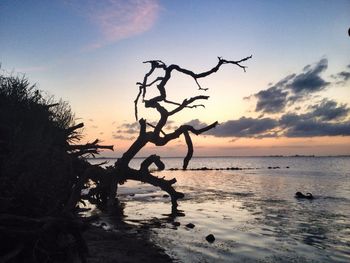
[{"xmin": 84, "ymin": 225, "xmax": 173, "ymax": 263}]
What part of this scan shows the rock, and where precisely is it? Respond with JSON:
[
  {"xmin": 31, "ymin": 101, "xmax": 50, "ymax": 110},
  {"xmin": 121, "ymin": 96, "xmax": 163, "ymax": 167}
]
[
  {"xmin": 295, "ymin": 191, "xmax": 314, "ymax": 199},
  {"xmin": 172, "ymin": 222, "xmax": 180, "ymax": 227},
  {"xmin": 163, "ymin": 194, "xmax": 169, "ymax": 198},
  {"xmin": 206, "ymin": 234, "xmax": 215, "ymax": 243},
  {"xmin": 185, "ymin": 223, "xmax": 195, "ymax": 229}
]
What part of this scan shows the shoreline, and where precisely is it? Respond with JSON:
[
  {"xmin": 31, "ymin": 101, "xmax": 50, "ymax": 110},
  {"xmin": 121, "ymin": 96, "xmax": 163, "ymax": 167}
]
[{"xmin": 84, "ymin": 224, "xmax": 173, "ymax": 263}]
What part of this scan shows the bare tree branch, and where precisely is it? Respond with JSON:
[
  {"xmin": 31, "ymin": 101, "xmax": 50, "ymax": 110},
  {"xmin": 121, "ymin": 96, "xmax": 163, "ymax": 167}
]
[
  {"xmin": 68, "ymin": 139, "xmax": 113, "ymax": 158},
  {"xmin": 65, "ymin": 122, "xmax": 84, "ymax": 136},
  {"xmin": 153, "ymin": 121, "xmax": 219, "ymax": 146},
  {"xmin": 140, "ymin": 154, "xmax": 165, "ymax": 172},
  {"xmin": 134, "ymin": 55, "xmax": 252, "ymax": 119},
  {"xmin": 168, "ymin": 95, "xmax": 209, "ymax": 116},
  {"xmin": 146, "ymin": 122, "xmax": 166, "ymax": 136},
  {"xmin": 183, "ymin": 131, "xmax": 193, "ymax": 170}
]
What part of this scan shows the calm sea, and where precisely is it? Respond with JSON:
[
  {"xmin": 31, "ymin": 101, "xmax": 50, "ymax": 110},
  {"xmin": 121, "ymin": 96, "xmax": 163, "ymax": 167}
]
[{"xmin": 91, "ymin": 156, "xmax": 350, "ymax": 262}]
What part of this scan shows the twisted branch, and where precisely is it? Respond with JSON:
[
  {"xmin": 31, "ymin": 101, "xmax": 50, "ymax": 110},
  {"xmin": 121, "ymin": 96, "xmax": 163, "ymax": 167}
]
[
  {"xmin": 110, "ymin": 56, "xmax": 252, "ymax": 212},
  {"xmin": 134, "ymin": 55, "xmax": 252, "ymax": 120}
]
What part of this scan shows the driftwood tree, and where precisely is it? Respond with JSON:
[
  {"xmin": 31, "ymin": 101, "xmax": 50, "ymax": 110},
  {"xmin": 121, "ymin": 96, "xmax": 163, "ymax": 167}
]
[{"xmin": 108, "ymin": 56, "xmax": 252, "ymax": 213}]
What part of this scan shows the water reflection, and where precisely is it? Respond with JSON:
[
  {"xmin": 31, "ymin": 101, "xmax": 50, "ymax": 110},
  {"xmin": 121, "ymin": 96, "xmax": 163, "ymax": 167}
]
[{"xmin": 116, "ymin": 167, "xmax": 350, "ymax": 262}]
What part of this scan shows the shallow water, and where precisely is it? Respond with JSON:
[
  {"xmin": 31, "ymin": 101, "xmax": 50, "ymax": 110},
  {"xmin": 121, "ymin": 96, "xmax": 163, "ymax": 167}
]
[{"xmin": 98, "ymin": 157, "xmax": 350, "ymax": 262}]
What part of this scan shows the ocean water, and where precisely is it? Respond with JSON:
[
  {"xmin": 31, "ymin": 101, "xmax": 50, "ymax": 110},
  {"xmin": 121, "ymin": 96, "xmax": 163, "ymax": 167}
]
[{"xmin": 95, "ymin": 157, "xmax": 350, "ymax": 262}]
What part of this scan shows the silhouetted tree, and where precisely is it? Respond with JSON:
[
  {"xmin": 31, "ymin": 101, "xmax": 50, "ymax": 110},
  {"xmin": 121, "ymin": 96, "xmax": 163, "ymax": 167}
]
[{"xmin": 108, "ymin": 56, "xmax": 252, "ymax": 213}]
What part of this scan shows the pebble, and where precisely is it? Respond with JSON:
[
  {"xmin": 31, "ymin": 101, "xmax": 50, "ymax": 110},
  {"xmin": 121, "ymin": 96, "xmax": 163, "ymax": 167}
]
[
  {"xmin": 206, "ymin": 234, "xmax": 215, "ymax": 243},
  {"xmin": 172, "ymin": 222, "xmax": 180, "ymax": 227},
  {"xmin": 185, "ymin": 223, "xmax": 195, "ymax": 229}
]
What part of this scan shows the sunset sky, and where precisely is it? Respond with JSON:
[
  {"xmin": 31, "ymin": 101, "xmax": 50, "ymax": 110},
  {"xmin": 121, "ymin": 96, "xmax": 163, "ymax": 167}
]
[{"xmin": 1, "ymin": 0, "xmax": 350, "ymax": 157}]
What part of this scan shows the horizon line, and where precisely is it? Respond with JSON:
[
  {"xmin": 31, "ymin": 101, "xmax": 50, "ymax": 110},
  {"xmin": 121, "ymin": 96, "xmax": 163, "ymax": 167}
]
[{"xmin": 88, "ymin": 154, "xmax": 350, "ymax": 159}]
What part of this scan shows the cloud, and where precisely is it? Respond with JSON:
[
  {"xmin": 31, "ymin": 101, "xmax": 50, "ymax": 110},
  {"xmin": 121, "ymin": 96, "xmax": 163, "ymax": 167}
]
[
  {"xmin": 278, "ymin": 99, "xmax": 350, "ymax": 137},
  {"xmin": 287, "ymin": 58, "xmax": 329, "ymax": 94},
  {"xmin": 115, "ymin": 121, "xmax": 140, "ymax": 134},
  {"xmin": 112, "ymin": 134, "xmax": 135, "ymax": 140},
  {"xmin": 255, "ymin": 86, "xmax": 288, "ymax": 113},
  {"xmin": 71, "ymin": 0, "xmax": 160, "ymax": 50},
  {"xmin": 282, "ymin": 118, "xmax": 350, "ymax": 137},
  {"xmin": 115, "ymin": 120, "xmax": 178, "ymax": 136},
  {"xmin": 204, "ymin": 114, "xmax": 350, "ymax": 138},
  {"xmin": 186, "ymin": 96, "xmax": 350, "ymax": 139},
  {"xmin": 332, "ymin": 64, "xmax": 350, "ymax": 84},
  {"xmin": 121, "ymin": 122, "xmax": 139, "ymax": 129},
  {"xmin": 307, "ymin": 99, "xmax": 350, "ymax": 121},
  {"xmin": 274, "ymin": 73, "xmax": 296, "ymax": 87},
  {"xmin": 184, "ymin": 118, "xmax": 279, "ymax": 138},
  {"xmin": 207, "ymin": 117, "xmax": 278, "ymax": 138},
  {"xmin": 201, "ymin": 59, "xmax": 350, "ymax": 139},
  {"xmin": 253, "ymin": 59, "xmax": 333, "ymax": 114},
  {"xmin": 184, "ymin": 119, "xmax": 208, "ymax": 129},
  {"xmin": 338, "ymin": 71, "xmax": 350, "ymax": 81},
  {"xmin": 279, "ymin": 99, "xmax": 350, "ymax": 125}
]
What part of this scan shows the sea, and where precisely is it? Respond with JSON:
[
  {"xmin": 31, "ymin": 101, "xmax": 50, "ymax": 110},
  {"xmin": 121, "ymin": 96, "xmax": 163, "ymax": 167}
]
[{"xmin": 90, "ymin": 156, "xmax": 350, "ymax": 262}]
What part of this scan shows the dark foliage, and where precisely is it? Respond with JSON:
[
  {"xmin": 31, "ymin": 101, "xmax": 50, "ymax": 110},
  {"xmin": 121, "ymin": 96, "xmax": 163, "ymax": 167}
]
[
  {"xmin": 0, "ymin": 73, "xmax": 85, "ymax": 217},
  {"xmin": 0, "ymin": 72, "xmax": 112, "ymax": 262}
]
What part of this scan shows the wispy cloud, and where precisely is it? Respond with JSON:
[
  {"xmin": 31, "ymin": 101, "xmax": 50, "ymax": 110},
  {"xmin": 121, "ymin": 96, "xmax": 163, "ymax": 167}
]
[{"xmin": 69, "ymin": 0, "xmax": 160, "ymax": 50}]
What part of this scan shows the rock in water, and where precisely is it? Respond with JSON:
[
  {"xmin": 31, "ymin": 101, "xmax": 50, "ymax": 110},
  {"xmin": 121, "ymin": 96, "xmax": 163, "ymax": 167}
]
[
  {"xmin": 185, "ymin": 223, "xmax": 195, "ymax": 228},
  {"xmin": 295, "ymin": 191, "xmax": 314, "ymax": 199},
  {"xmin": 206, "ymin": 234, "xmax": 215, "ymax": 243},
  {"xmin": 172, "ymin": 222, "xmax": 180, "ymax": 227}
]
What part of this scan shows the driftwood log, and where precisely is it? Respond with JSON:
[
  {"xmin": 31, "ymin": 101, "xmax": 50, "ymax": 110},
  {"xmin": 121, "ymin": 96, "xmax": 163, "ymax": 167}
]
[{"xmin": 108, "ymin": 56, "xmax": 252, "ymax": 213}]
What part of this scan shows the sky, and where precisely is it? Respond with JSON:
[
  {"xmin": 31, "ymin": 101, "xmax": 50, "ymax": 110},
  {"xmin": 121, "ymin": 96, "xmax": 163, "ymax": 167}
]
[{"xmin": 1, "ymin": 0, "xmax": 350, "ymax": 157}]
